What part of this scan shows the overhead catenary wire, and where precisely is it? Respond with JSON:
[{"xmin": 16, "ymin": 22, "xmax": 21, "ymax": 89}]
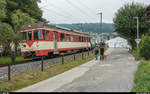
[
  {"xmin": 62, "ymin": 0, "xmax": 89, "ymax": 23},
  {"xmin": 65, "ymin": 0, "xmax": 94, "ymax": 22},
  {"xmin": 40, "ymin": 0, "xmax": 98, "ymax": 24},
  {"xmin": 75, "ymin": 0, "xmax": 96, "ymax": 19},
  {"xmin": 43, "ymin": 8, "xmax": 74, "ymax": 24},
  {"xmin": 40, "ymin": 2, "xmax": 87, "ymax": 23},
  {"xmin": 43, "ymin": 11, "xmax": 70, "ymax": 24}
]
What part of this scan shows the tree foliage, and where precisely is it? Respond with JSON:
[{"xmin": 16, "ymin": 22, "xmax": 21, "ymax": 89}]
[
  {"xmin": 0, "ymin": 0, "xmax": 44, "ymax": 62},
  {"xmin": 138, "ymin": 34, "xmax": 150, "ymax": 60},
  {"xmin": 0, "ymin": 0, "xmax": 6, "ymax": 20},
  {"xmin": 113, "ymin": 2, "xmax": 150, "ymax": 49}
]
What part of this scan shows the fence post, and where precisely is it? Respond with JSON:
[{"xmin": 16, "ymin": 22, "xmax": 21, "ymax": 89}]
[
  {"xmin": 74, "ymin": 54, "xmax": 76, "ymax": 61},
  {"xmin": 8, "ymin": 64, "xmax": 11, "ymax": 81},
  {"xmin": 92, "ymin": 49, "xmax": 94, "ymax": 54},
  {"xmin": 62, "ymin": 55, "xmax": 64, "ymax": 64},
  {"xmin": 41, "ymin": 56, "xmax": 44, "ymax": 71},
  {"xmin": 82, "ymin": 51, "xmax": 84, "ymax": 60}
]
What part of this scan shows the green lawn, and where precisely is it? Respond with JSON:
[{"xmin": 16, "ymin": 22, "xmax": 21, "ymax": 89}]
[
  {"xmin": 0, "ymin": 56, "xmax": 29, "ymax": 64},
  {"xmin": 132, "ymin": 60, "xmax": 150, "ymax": 92}
]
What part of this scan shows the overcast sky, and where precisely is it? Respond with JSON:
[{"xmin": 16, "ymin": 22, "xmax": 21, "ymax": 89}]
[{"xmin": 38, "ymin": 0, "xmax": 150, "ymax": 24}]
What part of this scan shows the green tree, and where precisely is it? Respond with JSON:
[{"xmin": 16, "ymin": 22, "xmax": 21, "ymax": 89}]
[
  {"xmin": 0, "ymin": 0, "xmax": 44, "ymax": 63},
  {"xmin": 113, "ymin": 2, "xmax": 150, "ymax": 49},
  {"xmin": 6, "ymin": 0, "xmax": 43, "ymax": 22},
  {"xmin": 10, "ymin": 10, "xmax": 36, "ymax": 62},
  {"xmin": 0, "ymin": 0, "xmax": 6, "ymax": 20},
  {"xmin": 138, "ymin": 34, "xmax": 150, "ymax": 60},
  {"xmin": 0, "ymin": 22, "xmax": 14, "ymax": 57}
]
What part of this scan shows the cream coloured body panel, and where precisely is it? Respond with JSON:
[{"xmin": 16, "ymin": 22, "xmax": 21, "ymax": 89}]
[
  {"xmin": 57, "ymin": 42, "xmax": 90, "ymax": 49},
  {"xmin": 20, "ymin": 41, "xmax": 54, "ymax": 52},
  {"xmin": 20, "ymin": 41, "xmax": 90, "ymax": 52}
]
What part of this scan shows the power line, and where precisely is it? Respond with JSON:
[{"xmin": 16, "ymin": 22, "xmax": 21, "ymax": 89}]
[
  {"xmin": 43, "ymin": 8, "xmax": 73, "ymax": 23},
  {"xmin": 74, "ymin": 0, "xmax": 96, "ymax": 20},
  {"xmin": 65, "ymin": 0, "xmax": 94, "ymax": 22}
]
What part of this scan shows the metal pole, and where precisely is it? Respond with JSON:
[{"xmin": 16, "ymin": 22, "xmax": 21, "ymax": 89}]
[
  {"xmin": 101, "ymin": 13, "xmax": 103, "ymax": 41},
  {"xmin": 82, "ymin": 51, "xmax": 84, "ymax": 60},
  {"xmin": 98, "ymin": 12, "xmax": 102, "ymax": 42},
  {"xmin": 62, "ymin": 55, "xmax": 64, "ymax": 64},
  {"xmin": 74, "ymin": 54, "xmax": 76, "ymax": 61},
  {"xmin": 81, "ymin": 24, "xmax": 83, "ymax": 32},
  {"xmin": 134, "ymin": 17, "xmax": 139, "ymax": 49},
  {"xmin": 8, "ymin": 64, "xmax": 11, "ymax": 80},
  {"xmin": 137, "ymin": 17, "xmax": 139, "ymax": 48},
  {"xmin": 41, "ymin": 56, "xmax": 44, "ymax": 71}
]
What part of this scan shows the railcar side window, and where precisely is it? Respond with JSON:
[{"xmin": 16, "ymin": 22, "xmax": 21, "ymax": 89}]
[
  {"xmin": 60, "ymin": 33, "xmax": 65, "ymax": 41},
  {"xmin": 78, "ymin": 36, "xmax": 80, "ymax": 42},
  {"xmin": 34, "ymin": 30, "xmax": 39, "ymax": 40},
  {"xmin": 22, "ymin": 32, "xmax": 27, "ymax": 41},
  {"xmin": 39, "ymin": 30, "xmax": 45, "ymax": 40},
  {"xmin": 71, "ymin": 35, "xmax": 74, "ymax": 42},
  {"xmin": 45, "ymin": 31, "xmax": 50, "ymax": 40},
  {"xmin": 28, "ymin": 31, "xmax": 32, "ymax": 41},
  {"xmin": 81, "ymin": 37, "xmax": 84, "ymax": 42},
  {"xmin": 66, "ymin": 34, "xmax": 70, "ymax": 42}
]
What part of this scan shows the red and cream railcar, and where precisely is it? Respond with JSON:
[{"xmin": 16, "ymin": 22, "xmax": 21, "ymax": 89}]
[{"xmin": 20, "ymin": 23, "xmax": 91, "ymax": 58}]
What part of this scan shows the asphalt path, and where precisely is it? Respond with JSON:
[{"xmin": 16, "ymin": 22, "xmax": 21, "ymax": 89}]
[{"xmin": 16, "ymin": 48, "xmax": 138, "ymax": 92}]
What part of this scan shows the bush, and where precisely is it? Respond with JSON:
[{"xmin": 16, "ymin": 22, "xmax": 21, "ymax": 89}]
[
  {"xmin": 138, "ymin": 34, "xmax": 150, "ymax": 60},
  {"xmin": 132, "ymin": 61, "xmax": 150, "ymax": 92}
]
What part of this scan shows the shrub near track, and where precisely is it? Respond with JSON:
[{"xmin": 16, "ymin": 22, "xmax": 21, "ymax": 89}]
[{"xmin": 132, "ymin": 60, "xmax": 150, "ymax": 92}]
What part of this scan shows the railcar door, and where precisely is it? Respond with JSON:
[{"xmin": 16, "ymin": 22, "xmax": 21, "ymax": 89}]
[{"xmin": 53, "ymin": 31, "xmax": 58, "ymax": 54}]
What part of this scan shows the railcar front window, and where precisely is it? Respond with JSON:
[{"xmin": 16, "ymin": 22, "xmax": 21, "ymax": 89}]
[
  {"xmin": 22, "ymin": 32, "xmax": 27, "ymax": 41},
  {"xmin": 34, "ymin": 30, "xmax": 39, "ymax": 40},
  {"xmin": 34, "ymin": 30, "xmax": 45, "ymax": 40},
  {"xmin": 45, "ymin": 31, "xmax": 50, "ymax": 40},
  {"xmin": 28, "ymin": 31, "xmax": 32, "ymax": 41}
]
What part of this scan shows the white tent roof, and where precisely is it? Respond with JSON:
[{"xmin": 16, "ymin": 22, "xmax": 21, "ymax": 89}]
[{"xmin": 105, "ymin": 37, "xmax": 131, "ymax": 48}]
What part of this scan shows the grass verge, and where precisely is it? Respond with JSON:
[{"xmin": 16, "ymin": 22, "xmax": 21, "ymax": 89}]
[
  {"xmin": 0, "ymin": 54, "xmax": 94, "ymax": 92},
  {"xmin": 128, "ymin": 50, "xmax": 141, "ymax": 61},
  {"xmin": 131, "ymin": 60, "xmax": 150, "ymax": 92},
  {"xmin": 0, "ymin": 56, "xmax": 29, "ymax": 64}
]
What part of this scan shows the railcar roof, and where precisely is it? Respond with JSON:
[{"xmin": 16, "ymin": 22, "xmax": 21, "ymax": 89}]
[{"xmin": 20, "ymin": 22, "xmax": 89, "ymax": 36}]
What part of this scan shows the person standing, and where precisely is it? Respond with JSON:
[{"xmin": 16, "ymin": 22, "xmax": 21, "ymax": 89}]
[
  {"xmin": 100, "ymin": 45, "xmax": 104, "ymax": 62},
  {"xmin": 94, "ymin": 47, "xmax": 99, "ymax": 60}
]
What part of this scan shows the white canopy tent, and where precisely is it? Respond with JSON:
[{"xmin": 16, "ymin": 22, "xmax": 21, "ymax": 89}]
[{"xmin": 105, "ymin": 37, "xmax": 131, "ymax": 48}]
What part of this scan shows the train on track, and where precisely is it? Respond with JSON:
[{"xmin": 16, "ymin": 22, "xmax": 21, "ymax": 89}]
[{"xmin": 19, "ymin": 23, "xmax": 96, "ymax": 58}]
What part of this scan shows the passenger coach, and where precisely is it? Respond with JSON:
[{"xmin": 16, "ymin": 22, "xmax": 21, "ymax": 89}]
[{"xmin": 20, "ymin": 23, "xmax": 91, "ymax": 58}]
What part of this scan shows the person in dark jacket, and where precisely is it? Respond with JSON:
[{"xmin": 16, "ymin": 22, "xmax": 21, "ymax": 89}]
[
  {"xmin": 100, "ymin": 45, "xmax": 104, "ymax": 61},
  {"xmin": 94, "ymin": 47, "xmax": 99, "ymax": 60}
]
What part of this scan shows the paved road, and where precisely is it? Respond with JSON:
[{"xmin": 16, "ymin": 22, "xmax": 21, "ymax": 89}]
[{"xmin": 16, "ymin": 48, "xmax": 138, "ymax": 92}]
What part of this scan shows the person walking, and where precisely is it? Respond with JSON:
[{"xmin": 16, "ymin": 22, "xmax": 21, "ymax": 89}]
[
  {"xmin": 100, "ymin": 45, "xmax": 104, "ymax": 62},
  {"xmin": 94, "ymin": 47, "xmax": 99, "ymax": 60}
]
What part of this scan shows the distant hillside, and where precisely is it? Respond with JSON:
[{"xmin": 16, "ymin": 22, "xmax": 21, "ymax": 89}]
[{"xmin": 55, "ymin": 23, "xmax": 114, "ymax": 33}]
